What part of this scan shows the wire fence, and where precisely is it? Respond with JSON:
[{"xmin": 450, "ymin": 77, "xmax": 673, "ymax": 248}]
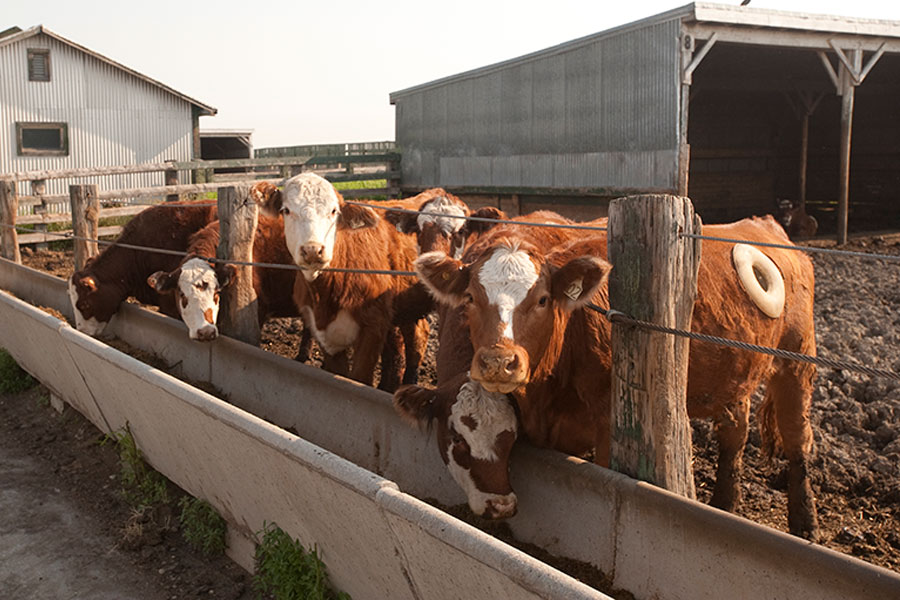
[{"xmin": 1, "ymin": 197, "xmax": 898, "ymax": 382}]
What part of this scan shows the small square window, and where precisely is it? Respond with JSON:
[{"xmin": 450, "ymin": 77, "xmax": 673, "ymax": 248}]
[
  {"xmin": 16, "ymin": 122, "xmax": 69, "ymax": 156},
  {"xmin": 27, "ymin": 48, "xmax": 50, "ymax": 81}
]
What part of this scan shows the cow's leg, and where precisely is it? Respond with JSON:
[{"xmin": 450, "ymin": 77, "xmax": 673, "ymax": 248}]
[
  {"xmin": 322, "ymin": 350, "xmax": 350, "ymax": 377},
  {"xmin": 765, "ymin": 359, "xmax": 818, "ymax": 540},
  {"xmin": 378, "ymin": 327, "xmax": 404, "ymax": 392},
  {"xmin": 710, "ymin": 394, "xmax": 750, "ymax": 512},
  {"xmin": 400, "ymin": 319, "xmax": 429, "ymax": 386},
  {"xmin": 350, "ymin": 327, "xmax": 387, "ymax": 388},
  {"xmin": 294, "ymin": 327, "xmax": 313, "ymax": 363}
]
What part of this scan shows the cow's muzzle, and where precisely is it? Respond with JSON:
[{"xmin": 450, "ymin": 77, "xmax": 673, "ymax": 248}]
[{"xmin": 470, "ymin": 344, "xmax": 529, "ymax": 394}]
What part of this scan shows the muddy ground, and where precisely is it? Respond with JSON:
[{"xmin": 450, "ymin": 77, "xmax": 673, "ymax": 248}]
[{"xmin": 10, "ymin": 231, "xmax": 900, "ymax": 594}]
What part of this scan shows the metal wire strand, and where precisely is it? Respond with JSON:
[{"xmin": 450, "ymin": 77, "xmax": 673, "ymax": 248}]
[
  {"xmin": 682, "ymin": 232, "xmax": 900, "ymax": 263},
  {"xmin": 588, "ymin": 303, "xmax": 900, "ymax": 382}
]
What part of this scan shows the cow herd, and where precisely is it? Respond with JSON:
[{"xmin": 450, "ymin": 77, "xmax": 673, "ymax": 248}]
[{"xmin": 67, "ymin": 173, "xmax": 820, "ymax": 541}]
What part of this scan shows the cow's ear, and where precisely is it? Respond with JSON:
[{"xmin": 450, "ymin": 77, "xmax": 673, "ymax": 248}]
[
  {"xmin": 549, "ymin": 256, "xmax": 611, "ymax": 311},
  {"xmin": 415, "ymin": 251, "xmax": 470, "ymax": 306},
  {"xmin": 384, "ymin": 205, "xmax": 419, "ymax": 233},
  {"xmin": 338, "ymin": 202, "xmax": 380, "ymax": 230},
  {"xmin": 393, "ymin": 384, "xmax": 438, "ymax": 428},
  {"xmin": 215, "ymin": 263, "xmax": 237, "ymax": 289},
  {"xmin": 254, "ymin": 183, "xmax": 283, "ymax": 217},
  {"xmin": 147, "ymin": 270, "xmax": 179, "ymax": 294},
  {"xmin": 462, "ymin": 206, "xmax": 506, "ymax": 237}
]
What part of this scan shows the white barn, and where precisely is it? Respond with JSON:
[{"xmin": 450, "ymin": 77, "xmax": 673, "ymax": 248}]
[{"xmin": 0, "ymin": 25, "xmax": 216, "ymax": 196}]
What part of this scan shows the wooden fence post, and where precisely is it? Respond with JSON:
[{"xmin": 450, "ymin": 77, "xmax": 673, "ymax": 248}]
[
  {"xmin": 216, "ymin": 184, "xmax": 260, "ymax": 345},
  {"xmin": 165, "ymin": 161, "xmax": 179, "ymax": 202},
  {"xmin": 608, "ymin": 194, "xmax": 701, "ymax": 499},
  {"xmin": 70, "ymin": 184, "xmax": 100, "ymax": 271},
  {"xmin": 32, "ymin": 179, "xmax": 48, "ymax": 251},
  {"xmin": 0, "ymin": 179, "xmax": 21, "ymax": 263}
]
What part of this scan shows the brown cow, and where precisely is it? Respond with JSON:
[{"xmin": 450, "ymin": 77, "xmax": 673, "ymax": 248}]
[
  {"xmin": 68, "ymin": 200, "xmax": 217, "ymax": 336},
  {"xmin": 256, "ymin": 172, "xmax": 426, "ymax": 391},
  {"xmin": 775, "ymin": 198, "xmax": 818, "ymax": 240},
  {"xmin": 397, "ymin": 215, "xmax": 819, "ymax": 539},
  {"xmin": 146, "ymin": 215, "xmax": 302, "ymax": 343}
]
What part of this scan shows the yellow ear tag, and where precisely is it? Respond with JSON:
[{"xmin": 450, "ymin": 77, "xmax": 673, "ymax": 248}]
[
  {"xmin": 441, "ymin": 271, "xmax": 450, "ymax": 280},
  {"xmin": 564, "ymin": 278, "xmax": 583, "ymax": 302},
  {"xmin": 350, "ymin": 218, "xmax": 365, "ymax": 229}
]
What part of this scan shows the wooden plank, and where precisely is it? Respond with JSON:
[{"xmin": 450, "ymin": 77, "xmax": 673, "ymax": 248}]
[
  {"xmin": 216, "ymin": 184, "xmax": 260, "ymax": 345},
  {"xmin": 608, "ymin": 194, "xmax": 700, "ymax": 499},
  {"xmin": 70, "ymin": 185, "xmax": 100, "ymax": 271},
  {"xmin": 0, "ymin": 179, "xmax": 20, "ymax": 263},
  {"xmin": 17, "ymin": 204, "xmax": 149, "ymax": 225},
  {"xmin": 325, "ymin": 170, "xmax": 400, "ymax": 184},
  {"xmin": 17, "ymin": 225, "xmax": 121, "ymax": 245}
]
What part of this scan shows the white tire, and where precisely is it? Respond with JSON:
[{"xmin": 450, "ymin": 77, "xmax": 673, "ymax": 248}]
[{"xmin": 731, "ymin": 243, "xmax": 785, "ymax": 319}]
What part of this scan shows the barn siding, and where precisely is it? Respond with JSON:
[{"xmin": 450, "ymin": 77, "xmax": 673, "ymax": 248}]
[
  {"xmin": 393, "ymin": 18, "xmax": 683, "ymax": 193},
  {"xmin": 0, "ymin": 32, "xmax": 197, "ymax": 200}
]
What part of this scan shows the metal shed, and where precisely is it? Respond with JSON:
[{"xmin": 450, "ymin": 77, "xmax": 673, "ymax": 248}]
[
  {"xmin": 0, "ymin": 25, "xmax": 216, "ymax": 196},
  {"xmin": 390, "ymin": 2, "xmax": 900, "ymax": 241}
]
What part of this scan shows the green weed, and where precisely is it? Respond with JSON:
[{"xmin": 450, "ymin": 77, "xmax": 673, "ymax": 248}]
[
  {"xmin": 0, "ymin": 349, "xmax": 37, "ymax": 394},
  {"xmin": 178, "ymin": 496, "xmax": 227, "ymax": 556},
  {"xmin": 253, "ymin": 522, "xmax": 350, "ymax": 600},
  {"xmin": 332, "ymin": 179, "xmax": 387, "ymax": 191},
  {"xmin": 104, "ymin": 424, "xmax": 170, "ymax": 509}
]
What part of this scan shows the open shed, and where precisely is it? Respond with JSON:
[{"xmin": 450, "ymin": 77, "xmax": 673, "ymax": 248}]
[{"xmin": 390, "ymin": 3, "xmax": 900, "ymax": 240}]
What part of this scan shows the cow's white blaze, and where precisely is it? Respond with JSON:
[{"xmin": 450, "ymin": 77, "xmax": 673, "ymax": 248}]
[
  {"xmin": 176, "ymin": 258, "xmax": 221, "ymax": 338},
  {"xmin": 446, "ymin": 381, "xmax": 518, "ymax": 516},
  {"xmin": 477, "ymin": 245, "xmax": 539, "ymax": 340},
  {"xmin": 450, "ymin": 381, "xmax": 517, "ymax": 461},
  {"xmin": 281, "ymin": 173, "xmax": 340, "ymax": 280},
  {"xmin": 67, "ymin": 277, "xmax": 106, "ymax": 336}
]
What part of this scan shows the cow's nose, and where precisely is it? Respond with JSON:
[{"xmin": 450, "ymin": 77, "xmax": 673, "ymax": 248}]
[
  {"xmin": 195, "ymin": 325, "xmax": 218, "ymax": 341},
  {"xmin": 483, "ymin": 495, "xmax": 518, "ymax": 520},
  {"xmin": 300, "ymin": 243, "xmax": 325, "ymax": 263}
]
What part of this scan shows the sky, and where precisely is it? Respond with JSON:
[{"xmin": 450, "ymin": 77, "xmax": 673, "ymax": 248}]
[{"xmin": 6, "ymin": 0, "xmax": 900, "ymax": 150}]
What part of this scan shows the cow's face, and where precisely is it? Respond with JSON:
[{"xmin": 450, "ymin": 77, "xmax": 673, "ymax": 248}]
[
  {"xmin": 417, "ymin": 241, "xmax": 611, "ymax": 393},
  {"xmin": 265, "ymin": 173, "xmax": 378, "ymax": 281},
  {"xmin": 394, "ymin": 377, "xmax": 519, "ymax": 519},
  {"xmin": 148, "ymin": 257, "xmax": 235, "ymax": 341},
  {"xmin": 68, "ymin": 273, "xmax": 118, "ymax": 335}
]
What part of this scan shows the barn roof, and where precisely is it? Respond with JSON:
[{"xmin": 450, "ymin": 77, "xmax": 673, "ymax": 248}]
[
  {"xmin": 390, "ymin": 2, "xmax": 900, "ymax": 101},
  {"xmin": 0, "ymin": 24, "xmax": 217, "ymax": 116}
]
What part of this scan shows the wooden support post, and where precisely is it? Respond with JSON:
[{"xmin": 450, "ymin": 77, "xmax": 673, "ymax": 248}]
[
  {"xmin": 216, "ymin": 184, "xmax": 260, "ymax": 345},
  {"xmin": 70, "ymin": 185, "xmax": 100, "ymax": 271},
  {"xmin": 0, "ymin": 179, "xmax": 21, "ymax": 263},
  {"xmin": 608, "ymin": 194, "xmax": 701, "ymax": 499},
  {"xmin": 837, "ymin": 50, "xmax": 861, "ymax": 245},
  {"xmin": 32, "ymin": 179, "xmax": 48, "ymax": 251},
  {"xmin": 165, "ymin": 162, "xmax": 179, "ymax": 202}
]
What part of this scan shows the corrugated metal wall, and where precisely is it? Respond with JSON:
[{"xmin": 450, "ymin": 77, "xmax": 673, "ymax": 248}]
[
  {"xmin": 394, "ymin": 18, "xmax": 683, "ymax": 193},
  {"xmin": 0, "ymin": 33, "xmax": 195, "ymax": 203}
]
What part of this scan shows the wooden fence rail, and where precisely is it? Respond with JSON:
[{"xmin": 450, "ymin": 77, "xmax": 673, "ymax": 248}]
[{"xmin": 0, "ymin": 153, "xmax": 401, "ymax": 258}]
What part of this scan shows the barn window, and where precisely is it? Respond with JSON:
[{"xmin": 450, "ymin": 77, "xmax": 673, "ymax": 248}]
[
  {"xmin": 27, "ymin": 48, "xmax": 51, "ymax": 81},
  {"xmin": 16, "ymin": 122, "xmax": 69, "ymax": 156}
]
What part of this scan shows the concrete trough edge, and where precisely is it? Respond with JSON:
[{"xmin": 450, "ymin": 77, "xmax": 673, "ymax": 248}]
[{"xmin": 2, "ymin": 258, "xmax": 900, "ymax": 600}]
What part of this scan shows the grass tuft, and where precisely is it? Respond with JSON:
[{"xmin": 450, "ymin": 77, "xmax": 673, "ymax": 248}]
[
  {"xmin": 178, "ymin": 496, "xmax": 227, "ymax": 556},
  {"xmin": 0, "ymin": 349, "xmax": 37, "ymax": 394}
]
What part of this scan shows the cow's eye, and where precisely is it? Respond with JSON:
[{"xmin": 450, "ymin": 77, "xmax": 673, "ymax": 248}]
[
  {"xmin": 197, "ymin": 281, "xmax": 208, "ymax": 291},
  {"xmin": 538, "ymin": 295, "xmax": 549, "ymax": 307},
  {"xmin": 463, "ymin": 292, "xmax": 474, "ymax": 305},
  {"xmin": 451, "ymin": 432, "xmax": 464, "ymax": 446},
  {"xmin": 279, "ymin": 206, "xmax": 289, "ymax": 216},
  {"xmin": 331, "ymin": 208, "xmax": 338, "ymax": 217}
]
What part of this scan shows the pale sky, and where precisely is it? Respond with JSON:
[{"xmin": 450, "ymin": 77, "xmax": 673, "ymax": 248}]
[{"xmin": 6, "ymin": 1, "xmax": 900, "ymax": 150}]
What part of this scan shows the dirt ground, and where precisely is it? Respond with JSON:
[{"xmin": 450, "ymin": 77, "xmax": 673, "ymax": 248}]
[
  {"xmin": 0, "ymin": 385, "xmax": 254, "ymax": 599},
  {"xmin": 9, "ymin": 229, "xmax": 900, "ymax": 594}
]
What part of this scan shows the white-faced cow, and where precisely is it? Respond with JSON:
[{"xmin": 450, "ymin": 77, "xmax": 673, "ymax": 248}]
[
  {"xmin": 257, "ymin": 173, "xmax": 425, "ymax": 391},
  {"xmin": 147, "ymin": 214, "xmax": 300, "ymax": 343},
  {"xmin": 396, "ymin": 215, "xmax": 819, "ymax": 540},
  {"xmin": 68, "ymin": 200, "xmax": 218, "ymax": 336}
]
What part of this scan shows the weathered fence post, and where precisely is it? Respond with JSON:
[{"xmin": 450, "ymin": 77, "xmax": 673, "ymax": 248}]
[
  {"xmin": 165, "ymin": 161, "xmax": 179, "ymax": 202},
  {"xmin": 0, "ymin": 179, "xmax": 21, "ymax": 263},
  {"xmin": 70, "ymin": 184, "xmax": 100, "ymax": 271},
  {"xmin": 217, "ymin": 184, "xmax": 260, "ymax": 345},
  {"xmin": 32, "ymin": 179, "xmax": 48, "ymax": 251},
  {"xmin": 608, "ymin": 194, "xmax": 701, "ymax": 499}
]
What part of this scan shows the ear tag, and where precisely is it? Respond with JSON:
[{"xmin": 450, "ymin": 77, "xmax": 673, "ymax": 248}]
[
  {"xmin": 441, "ymin": 271, "xmax": 450, "ymax": 280},
  {"xmin": 564, "ymin": 278, "xmax": 583, "ymax": 302},
  {"xmin": 350, "ymin": 218, "xmax": 365, "ymax": 229}
]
